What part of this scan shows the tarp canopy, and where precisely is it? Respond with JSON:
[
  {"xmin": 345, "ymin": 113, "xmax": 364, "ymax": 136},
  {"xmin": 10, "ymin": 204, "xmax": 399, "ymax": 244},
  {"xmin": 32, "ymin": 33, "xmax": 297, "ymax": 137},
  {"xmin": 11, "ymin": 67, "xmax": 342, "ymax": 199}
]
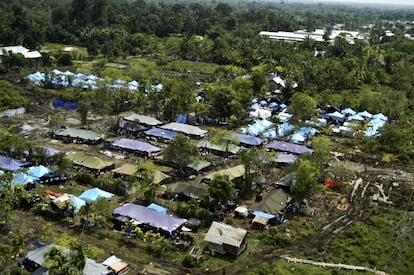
[
  {"xmin": 232, "ymin": 133, "xmax": 263, "ymax": 146},
  {"xmin": 358, "ymin": 110, "xmax": 372, "ymax": 119},
  {"xmin": 27, "ymin": 165, "xmax": 52, "ymax": 179},
  {"xmin": 276, "ymin": 172, "xmax": 296, "ymax": 188},
  {"xmin": 371, "ymin": 113, "xmax": 388, "ymax": 121},
  {"xmin": 266, "ymin": 141, "xmax": 313, "ymax": 155},
  {"xmin": 69, "ymin": 195, "xmax": 86, "ymax": 213},
  {"xmin": 113, "ymin": 203, "xmax": 185, "ymax": 234},
  {"xmin": 263, "ymin": 153, "xmax": 297, "ymax": 164},
  {"xmin": 12, "ymin": 172, "xmax": 36, "ymax": 185},
  {"xmin": 347, "ymin": 114, "xmax": 365, "ymax": 122},
  {"xmin": 111, "ymin": 138, "xmax": 161, "ymax": 154},
  {"xmin": 0, "ymin": 155, "xmax": 31, "ymax": 171},
  {"xmin": 290, "ymin": 133, "xmax": 306, "ymax": 144},
  {"xmin": 123, "ymin": 114, "xmax": 162, "ymax": 126},
  {"xmin": 341, "ymin": 107, "xmax": 356, "ymax": 116},
  {"xmin": 42, "ymin": 146, "xmax": 60, "ymax": 157},
  {"xmin": 328, "ymin": 111, "xmax": 345, "ymax": 120},
  {"xmin": 144, "ymin": 127, "xmax": 177, "ymax": 140},
  {"xmin": 197, "ymin": 140, "xmax": 241, "ymax": 155},
  {"xmin": 79, "ymin": 187, "xmax": 114, "ymax": 202},
  {"xmin": 252, "ymin": 210, "xmax": 277, "ymax": 220},
  {"xmin": 161, "ymin": 122, "xmax": 207, "ymax": 137},
  {"xmin": 253, "ymin": 188, "xmax": 290, "ymax": 214},
  {"xmin": 166, "ymin": 182, "xmax": 208, "ymax": 199},
  {"xmin": 54, "ymin": 128, "xmax": 102, "ymax": 142},
  {"xmin": 66, "ymin": 152, "xmax": 114, "ymax": 171},
  {"xmin": 204, "ymin": 165, "xmax": 245, "ymax": 181},
  {"xmin": 147, "ymin": 203, "xmax": 168, "ymax": 214}
]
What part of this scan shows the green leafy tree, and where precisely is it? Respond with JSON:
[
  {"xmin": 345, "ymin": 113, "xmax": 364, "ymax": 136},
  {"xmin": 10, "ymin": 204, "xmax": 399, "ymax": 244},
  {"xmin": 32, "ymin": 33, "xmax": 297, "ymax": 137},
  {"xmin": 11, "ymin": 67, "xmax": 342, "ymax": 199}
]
[
  {"xmin": 309, "ymin": 136, "xmax": 331, "ymax": 171},
  {"xmin": 238, "ymin": 147, "xmax": 261, "ymax": 199},
  {"xmin": 291, "ymin": 160, "xmax": 320, "ymax": 202},
  {"xmin": 289, "ymin": 92, "xmax": 318, "ymax": 126},
  {"xmin": 162, "ymin": 134, "xmax": 199, "ymax": 174},
  {"xmin": 210, "ymin": 130, "xmax": 239, "ymax": 154},
  {"xmin": 134, "ymin": 162, "xmax": 157, "ymax": 203},
  {"xmin": 207, "ymin": 174, "xmax": 234, "ymax": 211}
]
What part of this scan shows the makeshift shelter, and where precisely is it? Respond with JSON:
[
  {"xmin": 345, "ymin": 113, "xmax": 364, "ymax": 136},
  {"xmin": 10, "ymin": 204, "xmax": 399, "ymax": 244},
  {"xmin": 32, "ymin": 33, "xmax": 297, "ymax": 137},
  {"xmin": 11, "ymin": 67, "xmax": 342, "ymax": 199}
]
[
  {"xmin": 66, "ymin": 152, "xmax": 115, "ymax": 173},
  {"xmin": 341, "ymin": 108, "xmax": 356, "ymax": 116},
  {"xmin": 12, "ymin": 172, "xmax": 36, "ymax": 185},
  {"xmin": 204, "ymin": 222, "xmax": 247, "ymax": 256},
  {"xmin": 27, "ymin": 165, "xmax": 52, "ymax": 179},
  {"xmin": 249, "ymin": 109, "xmax": 272, "ymax": 120},
  {"xmin": 371, "ymin": 113, "xmax": 388, "ymax": 121},
  {"xmin": 69, "ymin": 195, "xmax": 86, "ymax": 213},
  {"xmin": 24, "ymin": 244, "xmax": 111, "ymax": 275},
  {"xmin": 358, "ymin": 110, "xmax": 372, "ymax": 119},
  {"xmin": 232, "ymin": 133, "xmax": 263, "ymax": 146},
  {"xmin": 203, "ymin": 165, "xmax": 245, "ymax": 182},
  {"xmin": 234, "ymin": 205, "xmax": 249, "ymax": 218},
  {"xmin": 328, "ymin": 111, "xmax": 345, "ymax": 121},
  {"xmin": 53, "ymin": 127, "xmax": 103, "ymax": 144},
  {"xmin": 253, "ymin": 188, "xmax": 291, "ymax": 214},
  {"xmin": 111, "ymin": 138, "xmax": 161, "ymax": 157},
  {"xmin": 147, "ymin": 203, "xmax": 168, "ymax": 214},
  {"xmin": 289, "ymin": 133, "xmax": 306, "ymax": 144},
  {"xmin": 347, "ymin": 114, "xmax": 365, "ymax": 122},
  {"xmin": 118, "ymin": 119, "xmax": 148, "ymax": 135},
  {"xmin": 266, "ymin": 141, "xmax": 313, "ymax": 155},
  {"xmin": 160, "ymin": 122, "xmax": 207, "ymax": 138},
  {"xmin": 113, "ymin": 163, "xmax": 170, "ymax": 184},
  {"xmin": 0, "ymin": 155, "xmax": 31, "ymax": 171},
  {"xmin": 276, "ymin": 173, "xmax": 297, "ymax": 190},
  {"xmin": 113, "ymin": 203, "xmax": 186, "ymax": 236},
  {"xmin": 251, "ymin": 211, "xmax": 277, "ymax": 230},
  {"xmin": 166, "ymin": 182, "xmax": 208, "ymax": 200},
  {"xmin": 144, "ymin": 127, "xmax": 177, "ymax": 142},
  {"xmin": 79, "ymin": 187, "xmax": 114, "ymax": 202},
  {"xmin": 197, "ymin": 140, "xmax": 241, "ymax": 156},
  {"xmin": 123, "ymin": 113, "xmax": 162, "ymax": 127},
  {"xmin": 102, "ymin": 255, "xmax": 129, "ymax": 275}
]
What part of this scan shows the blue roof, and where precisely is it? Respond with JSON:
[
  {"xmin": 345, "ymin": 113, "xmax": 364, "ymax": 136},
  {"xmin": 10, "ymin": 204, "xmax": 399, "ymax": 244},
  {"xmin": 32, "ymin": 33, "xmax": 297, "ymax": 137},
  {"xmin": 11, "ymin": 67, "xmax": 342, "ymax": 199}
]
[
  {"xmin": 145, "ymin": 127, "xmax": 177, "ymax": 140},
  {"xmin": 27, "ymin": 165, "xmax": 52, "ymax": 179},
  {"xmin": 147, "ymin": 203, "xmax": 168, "ymax": 214},
  {"xmin": 233, "ymin": 133, "xmax": 263, "ymax": 146},
  {"xmin": 252, "ymin": 210, "xmax": 276, "ymax": 219},
  {"xmin": 0, "ymin": 155, "xmax": 31, "ymax": 171},
  {"xmin": 12, "ymin": 173, "xmax": 36, "ymax": 185},
  {"xmin": 69, "ymin": 195, "xmax": 86, "ymax": 213},
  {"xmin": 79, "ymin": 187, "xmax": 114, "ymax": 202}
]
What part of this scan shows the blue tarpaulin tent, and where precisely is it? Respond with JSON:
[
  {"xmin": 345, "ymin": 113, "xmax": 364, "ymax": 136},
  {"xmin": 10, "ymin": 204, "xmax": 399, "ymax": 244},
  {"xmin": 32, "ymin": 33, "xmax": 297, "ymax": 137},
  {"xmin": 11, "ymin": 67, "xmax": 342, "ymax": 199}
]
[
  {"xmin": 111, "ymin": 138, "xmax": 161, "ymax": 155},
  {"xmin": 79, "ymin": 187, "xmax": 114, "ymax": 202},
  {"xmin": 252, "ymin": 210, "xmax": 276, "ymax": 220},
  {"xmin": 69, "ymin": 195, "xmax": 86, "ymax": 213},
  {"xmin": 28, "ymin": 165, "xmax": 52, "ymax": 179},
  {"xmin": 113, "ymin": 203, "xmax": 185, "ymax": 235},
  {"xmin": 144, "ymin": 128, "xmax": 177, "ymax": 141},
  {"xmin": 266, "ymin": 141, "xmax": 314, "ymax": 155},
  {"xmin": 147, "ymin": 203, "xmax": 169, "ymax": 214},
  {"xmin": 341, "ymin": 108, "xmax": 356, "ymax": 116},
  {"xmin": 12, "ymin": 173, "xmax": 36, "ymax": 185},
  {"xmin": 0, "ymin": 155, "xmax": 31, "ymax": 171},
  {"xmin": 232, "ymin": 133, "xmax": 263, "ymax": 146}
]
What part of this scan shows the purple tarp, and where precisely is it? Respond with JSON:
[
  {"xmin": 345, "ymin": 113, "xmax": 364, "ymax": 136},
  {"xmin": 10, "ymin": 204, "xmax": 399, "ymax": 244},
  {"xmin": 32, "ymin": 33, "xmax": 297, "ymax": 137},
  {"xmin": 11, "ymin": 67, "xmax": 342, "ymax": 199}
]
[
  {"xmin": 265, "ymin": 141, "xmax": 313, "ymax": 155},
  {"xmin": 113, "ymin": 203, "xmax": 185, "ymax": 234},
  {"xmin": 275, "ymin": 153, "xmax": 298, "ymax": 164},
  {"xmin": 233, "ymin": 133, "xmax": 263, "ymax": 146},
  {"xmin": 111, "ymin": 138, "xmax": 161, "ymax": 154},
  {"xmin": 144, "ymin": 128, "xmax": 177, "ymax": 141},
  {"xmin": 0, "ymin": 155, "xmax": 31, "ymax": 171}
]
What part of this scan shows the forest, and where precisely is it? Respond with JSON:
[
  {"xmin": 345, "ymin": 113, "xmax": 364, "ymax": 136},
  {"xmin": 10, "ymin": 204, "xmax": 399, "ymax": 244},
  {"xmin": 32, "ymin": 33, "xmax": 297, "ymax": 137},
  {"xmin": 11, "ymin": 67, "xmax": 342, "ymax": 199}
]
[{"xmin": 0, "ymin": 0, "xmax": 414, "ymax": 274}]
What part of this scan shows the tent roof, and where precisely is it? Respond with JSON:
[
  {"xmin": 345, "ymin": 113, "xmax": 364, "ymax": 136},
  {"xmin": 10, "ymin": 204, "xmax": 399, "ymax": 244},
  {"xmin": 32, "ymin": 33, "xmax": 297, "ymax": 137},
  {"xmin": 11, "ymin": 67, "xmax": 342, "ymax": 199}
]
[
  {"xmin": 232, "ymin": 133, "xmax": 263, "ymax": 146},
  {"xmin": 0, "ymin": 155, "xmax": 31, "ymax": 171},
  {"xmin": 113, "ymin": 203, "xmax": 185, "ymax": 233},
  {"xmin": 167, "ymin": 182, "xmax": 208, "ymax": 199},
  {"xmin": 265, "ymin": 141, "xmax": 313, "ymax": 155},
  {"xmin": 341, "ymin": 107, "xmax": 356, "ymax": 115},
  {"xmin": 252, "ymin": 210, "xmax": 277, "ymax": 219},
  {"xmin": 144, "ymin": 127, "xmax": 177, "ymax": 140},
  {"xmin": 27, "ymin": 165, "xmax": 52, "ymax": 178},
  {"xmin": 54, "ymin": 128, "xmax": 102, "ymax": 141},
  {"xmin": 253, "ymin": 188, "xmax": 290, "ymax": 214},
  {"xmin": 113, "ymin": 163, "xmax": 170, "ymax": 184},
  {"xmin": 276, "ymin": 173, "xmax": 297, "ymax": 187},
  {"xmin": 12, "ymin": 172, "xmax": 36, "ymax": 185},
  {"xmin": 147, "ymin": 203, "xmax": 168, "ymax": 213},
  {"xmin": 79, "ymin": 187, "xmax": 114, "ymax": 202},
  {"xmin": 111, "ymin": 138, "xmax": 161, "ymax": 154},
  {"xmin": 204, "ymin": 222, "xmax": 247, "ymax": 248},
  {"xmin": 204, "ymin": 165, "xmax": 245, "ymax": 181},
  {"xmin": 123, "ymin": 114, "xmax": 162, "ymax": 126},
  {"xmin": 197, "ymin": 140, "xmax": 241, "ymax": 155},
  {"xmin": 66, "ymin": 152, "xmax": 114, "ymax": 170},
  {"xmin": 161, "ymin": 122, "xmax": 207, "ymax": 137},
  {"xmin": 69, "ymin": 195, "xmax": 86, "ymax": 212}
]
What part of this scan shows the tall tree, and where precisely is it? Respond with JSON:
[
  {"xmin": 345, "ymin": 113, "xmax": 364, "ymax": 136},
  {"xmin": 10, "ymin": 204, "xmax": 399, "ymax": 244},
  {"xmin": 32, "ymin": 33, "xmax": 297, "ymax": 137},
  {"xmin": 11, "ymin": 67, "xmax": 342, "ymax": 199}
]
[
  {"xmin": 207, "ymin": 174, "xmax": 234, "ymax": 211},
  {"xmin": 238, "ymin": 147, "xmax": 261, "ymax": 199},
  {"xmin": 291, "ymin": 160, "xmax": 320, "ymax": 202},
  {"xmin": 162, "ymin": 134, "xmax": 199, "ymax": 174},
  {"xmin": 289, "ymin": 92, "xmax": 318, "ymax": 126}
]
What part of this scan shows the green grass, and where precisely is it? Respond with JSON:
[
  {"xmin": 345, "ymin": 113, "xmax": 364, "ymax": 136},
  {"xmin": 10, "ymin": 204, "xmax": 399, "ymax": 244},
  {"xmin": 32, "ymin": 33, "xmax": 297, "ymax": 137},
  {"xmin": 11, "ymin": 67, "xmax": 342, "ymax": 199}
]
[{"xmin": 161, "ymin": 60, "xmax": 221, "ymax": 76}]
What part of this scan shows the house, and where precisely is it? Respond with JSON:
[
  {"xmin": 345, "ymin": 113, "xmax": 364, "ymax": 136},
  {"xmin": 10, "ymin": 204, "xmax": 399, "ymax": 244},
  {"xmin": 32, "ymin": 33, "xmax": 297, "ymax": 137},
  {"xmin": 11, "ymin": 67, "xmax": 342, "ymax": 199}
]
[
  {"xmin": 53, "ymin": 127, "xmax": 103, "ymax": 145},
  {"xmin": 204, "ymin": 222, "xmax": 248, "ymax": 256},
  {"xmin": 160, "ymin": 122, "xmax": 207, "ymax": 138}
]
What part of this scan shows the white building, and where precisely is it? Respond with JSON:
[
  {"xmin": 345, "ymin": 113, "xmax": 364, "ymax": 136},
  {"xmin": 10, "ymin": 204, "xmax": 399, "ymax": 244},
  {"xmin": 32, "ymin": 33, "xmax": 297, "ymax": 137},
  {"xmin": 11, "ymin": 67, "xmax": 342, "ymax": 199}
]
[{"xmin": 0, "ymin": 45, "xmax": 42, "ymax": 59}]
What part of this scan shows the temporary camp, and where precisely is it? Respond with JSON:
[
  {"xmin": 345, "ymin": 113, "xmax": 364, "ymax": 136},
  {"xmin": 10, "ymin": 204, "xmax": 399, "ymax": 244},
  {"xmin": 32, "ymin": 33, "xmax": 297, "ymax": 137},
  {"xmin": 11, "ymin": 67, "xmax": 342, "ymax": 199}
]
[
  {"xmin": 113, "ymin": 203, "xmax": 186, "ymax": 236},
  {"xmin": 110, "ymin": 138, "xmax": 161, "ymax": 157},
  {"xmin": 203, "ymin": 165, "xmax": 245, "ymax": 182},
  {"xmin": 53, "ymin": 127, "xmax": 103, "ymax": 144},
  {"xmin": 160, "ymin": 122, "xmax": 207, "ymax": 138},
  {"xmin": 266, "ymin": 141, "xmax": 313, "ymax": 155},
  {"xmin": 79, "ymin": 187, "xmax": 115, "ymax": 202},
  {"xmin": 27, "ymin": 165, "xmax": 52, "ymax": 179},
  {"xmin": 66, "ymin": 152, "xmax": 115, "ymax": 173},
  {"xmin": 0, "ymin": 155, "xmax": 31, "ymax": 171},
  {"xmin": 204, "ymin": 222, "xmax": 248, "ymax": 256}
]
